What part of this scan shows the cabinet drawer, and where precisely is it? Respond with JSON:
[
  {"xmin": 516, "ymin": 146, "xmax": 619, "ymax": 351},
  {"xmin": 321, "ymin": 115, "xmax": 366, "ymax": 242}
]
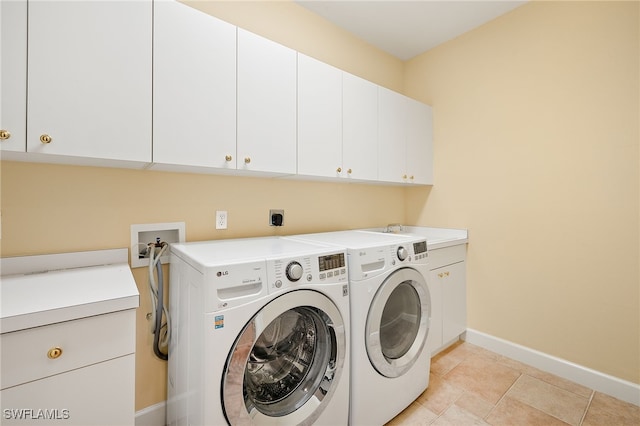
[
  {"xmin": 0, "ymin": 355, "xmax": 135, "ymax": 425},
  {"xmin": 429, "ymin": 244, "xmax": 466, "ymax": 270},
  {"xmin": 1, "ymin": 309, "xmax": 135, "ymax": 390}
]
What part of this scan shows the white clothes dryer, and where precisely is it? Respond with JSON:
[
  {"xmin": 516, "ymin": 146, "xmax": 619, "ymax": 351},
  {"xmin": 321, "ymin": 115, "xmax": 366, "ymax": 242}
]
[
  {"xmin": 167, "ymin": 237, "xmax": 350, "ymax": 426},
  {"xmin": 286, "ymin": 231, "xmax": 431, "ymax": 426}
]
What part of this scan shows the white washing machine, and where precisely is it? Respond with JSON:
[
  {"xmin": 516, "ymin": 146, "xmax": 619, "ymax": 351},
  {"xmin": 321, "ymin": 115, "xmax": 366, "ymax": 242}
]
[
  {"xmin": 286, "ymin": 231, "xmax": 431, "ymax": 425},
  {"xmin": 167, "ymin": 237, "xmax": 350, "ymax": 426}
]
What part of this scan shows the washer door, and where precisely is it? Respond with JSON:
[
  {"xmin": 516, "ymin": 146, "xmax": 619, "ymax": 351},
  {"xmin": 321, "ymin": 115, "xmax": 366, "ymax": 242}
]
[
  {"xmin": 366, "ymin": 267, "xmax": 430, "ymax": 378},
  {"xmin": 222, "ymin": 290, "xmax": 346, "ymax": 425}
]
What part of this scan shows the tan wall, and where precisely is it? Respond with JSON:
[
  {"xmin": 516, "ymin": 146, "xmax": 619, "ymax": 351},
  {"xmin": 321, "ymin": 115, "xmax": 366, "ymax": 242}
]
[
  {"xmin": 405, "ymin": 1, "xmax": 639, "ymax": 384},
  {"xmin": 0, "ymin": 1, "xmax": 405, "ymax": 411}
]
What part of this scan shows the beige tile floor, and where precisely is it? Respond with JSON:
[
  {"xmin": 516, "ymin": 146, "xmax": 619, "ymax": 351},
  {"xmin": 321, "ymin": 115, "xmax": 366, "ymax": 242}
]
[{"xmin": 387, "ymin": 341, "xmax": 640, "ymax": 426}]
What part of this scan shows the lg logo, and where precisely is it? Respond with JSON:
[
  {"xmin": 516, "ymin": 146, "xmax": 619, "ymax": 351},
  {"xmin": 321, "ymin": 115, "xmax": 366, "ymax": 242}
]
[{"xmin": 216, "ymin": 271, "xmax": 229, "ymax": 277}]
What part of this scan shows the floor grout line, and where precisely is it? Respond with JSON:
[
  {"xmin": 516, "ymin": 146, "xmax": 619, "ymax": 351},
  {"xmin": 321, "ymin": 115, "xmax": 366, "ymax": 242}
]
[
  {"xmin": 483, "ymin": 372, "xmax": 524, "ymax": 424},
  {"xmin": 577, "ymin": 390, "xmax": 595, "ymax": 426}
]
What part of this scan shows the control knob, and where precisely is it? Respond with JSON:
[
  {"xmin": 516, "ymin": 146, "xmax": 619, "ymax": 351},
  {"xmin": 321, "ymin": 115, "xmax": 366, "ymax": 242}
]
[
  {"xmin": 397, "ymin": 246, "xmax": 408, "ymax": 261},
  {"xmin": 286, "ymin": 261, "xmax": 304, "ymax": 281}
]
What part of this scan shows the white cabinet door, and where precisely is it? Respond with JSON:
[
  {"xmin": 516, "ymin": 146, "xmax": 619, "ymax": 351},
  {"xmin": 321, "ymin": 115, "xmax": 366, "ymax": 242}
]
[
  {"xmin": 26, "ymin": 0, "xmax": 152, "ymax": 163},
  {"xmin": 379, "ymin": 91, "xmax": 433, "ymax": 185},
  {"xmin": 1, "ymin": 355, "xmax": 135, "ymax": 426},
  {"xmin": 442, "ymin": 261, "xmax": 467, "ymax": 344},
  {"xmin": 153, "ymin": 0, "xmax": 236, "ymax": 169},
  {"xmin": 378, "ymin": 87, "xmax": 407, "ymax": 184},
  {"xmin": 343, "ymin": 72, "xmax": 378, "ymax": 181},
  {"xmin": 426, "ymin": 270, "xmax": 443, "ymax": 356},
  {"xmin": 0, "ymin": 0, "xmax": 27, "ymax": 152},
  {"xmin": 237, "ymin": 29, "xmax": 296, "ymax": 174},
  {"xmin": 407, "ymin": 99, "xmax": 434, "ymax": 185},
  {"xmin": 297, "ymin": 54, "xmax": 342, "ymax": 178}
]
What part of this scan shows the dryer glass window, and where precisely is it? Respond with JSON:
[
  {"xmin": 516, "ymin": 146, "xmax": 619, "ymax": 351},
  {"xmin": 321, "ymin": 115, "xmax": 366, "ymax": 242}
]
[
  {"xmin": 380, "ymin": 282, "xmax": 421, "ymax": 360},
  {"xmin": 242, "ymin": 307, "xmax": 335, "ymax": 417}
]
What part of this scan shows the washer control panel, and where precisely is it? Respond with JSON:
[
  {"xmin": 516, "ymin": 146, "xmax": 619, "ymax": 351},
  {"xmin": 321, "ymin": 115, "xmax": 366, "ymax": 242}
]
[
  {"xmin": 348, "ymin": 239, "xmax": 428, "ymax": 281},
  {"xmin": 267, "ymin": 251, "xmax": 348, "ymax": 293}
]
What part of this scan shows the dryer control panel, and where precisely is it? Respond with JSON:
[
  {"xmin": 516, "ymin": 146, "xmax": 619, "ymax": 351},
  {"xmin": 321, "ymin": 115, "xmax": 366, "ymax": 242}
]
[{"xmin": 267, "ymin": 252, "xmax": 348, "ymax": 293}]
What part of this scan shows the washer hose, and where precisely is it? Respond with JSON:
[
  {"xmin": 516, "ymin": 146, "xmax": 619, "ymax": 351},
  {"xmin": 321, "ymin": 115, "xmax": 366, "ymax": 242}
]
[{"xmin": 148, "ymin": 240, "xmax": 169, "ymax": 361}]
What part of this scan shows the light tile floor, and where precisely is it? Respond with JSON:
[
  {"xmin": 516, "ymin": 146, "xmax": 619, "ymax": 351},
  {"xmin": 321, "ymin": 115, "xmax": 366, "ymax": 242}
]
[{"xmin": 386, "ymin": 341, "xmax": 640, "ymax": 426}]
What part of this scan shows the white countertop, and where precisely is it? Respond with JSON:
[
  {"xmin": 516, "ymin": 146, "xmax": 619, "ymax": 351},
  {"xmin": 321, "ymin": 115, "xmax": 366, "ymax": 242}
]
[
  {"xmin": 1, "ymin": 249, "xmax": 139, "ymax": 333},
  {"xmin": 364, "ymin": 226, "xmax": 468, "ymax": 250}
]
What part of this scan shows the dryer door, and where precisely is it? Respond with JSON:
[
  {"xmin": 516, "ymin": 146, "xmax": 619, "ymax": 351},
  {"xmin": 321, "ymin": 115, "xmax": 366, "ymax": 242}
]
[
  {"xmin": 366, "ymin": 267, "xmax": 430, "ymax": 378},
  {"xmin": 222, "ymin": 290, "xmax": 346, "ymax": 425}
]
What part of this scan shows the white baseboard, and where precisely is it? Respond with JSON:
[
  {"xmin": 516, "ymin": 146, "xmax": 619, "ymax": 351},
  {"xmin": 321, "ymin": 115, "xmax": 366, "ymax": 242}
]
[
  {"xmin": 135, "ymin": 401, "xmax": 166, "ymax": 426},
  {"xmin": 463, "ymin": 329, "xmax": 640, "ymax": 407}
]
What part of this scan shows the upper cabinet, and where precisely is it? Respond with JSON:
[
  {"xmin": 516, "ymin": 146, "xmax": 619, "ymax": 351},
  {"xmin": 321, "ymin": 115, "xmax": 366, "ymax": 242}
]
[
  {"xmin": 379, "ymin": 88, "xmax": 434, "ymax": 185},
  {"xmin": 237, "ymin": 29, "xmax": 297, "ymax": 175},
  {"xmin": 297, "ymin": 54, "xmax": 343, "ymax": 179},
  {"xmin": 378, "ymin": 87, "xmax": 408, "ymax": 183},
  {"xmin": 153, "ymin": 0, "xmax": 237, "ymax": 170},
  {"xmin": 406, "ymin": 98, "xmax": 434, "ymax": 185},
  {"xmin": 342, "ymin": 73, "xmax": 379, "ymax": 181},
  {"xmin": 26, "ymin": 0, "xmax": 152, "ymax": 164},
  {"xmin": 0, "ymin": 0, "xmax": 27, "ymax": 153},
  {"xmin": 2, "ymin": 0, "xmax": 433, "ymax": 185}
]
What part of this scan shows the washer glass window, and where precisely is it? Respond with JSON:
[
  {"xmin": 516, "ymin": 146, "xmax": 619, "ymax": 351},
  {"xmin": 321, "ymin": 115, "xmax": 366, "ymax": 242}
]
[
  {"xmin": 366, "ymin": 268, "xmax": 430, "ymax": 378},
  {"xmin": 223, "ymin": 291, "xmax": 345, "ymax": 425},
  {"xmin": 380, "ymin": 282, "xmax": 421, "ymax": 360},
  {"xmin": 244, "ymin": 307, "xmax": 330, "ymax": 416}
]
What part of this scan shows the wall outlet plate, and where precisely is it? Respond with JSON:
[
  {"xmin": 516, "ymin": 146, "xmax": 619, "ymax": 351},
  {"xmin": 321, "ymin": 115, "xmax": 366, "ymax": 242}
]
[
  {"xmin": 269, "ymin": 209, "xmax": 284, "ymax": 226},
  {"xmin": 130, "ymin": 222, "xmax": 185, "ymax": 268},
  {"xmin": 216, "ymin": 210, "xmax": 228, "ymax": 230}
]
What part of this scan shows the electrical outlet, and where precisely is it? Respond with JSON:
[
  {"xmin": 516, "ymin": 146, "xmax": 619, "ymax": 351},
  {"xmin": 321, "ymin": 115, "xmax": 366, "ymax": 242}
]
[
  {"xmin": 269, "ymin": 209, "xmax": 284, "ymax": 226},
  {"xmin": 216, "ymin": 210, "xmax": 228, "ymax": 230}
]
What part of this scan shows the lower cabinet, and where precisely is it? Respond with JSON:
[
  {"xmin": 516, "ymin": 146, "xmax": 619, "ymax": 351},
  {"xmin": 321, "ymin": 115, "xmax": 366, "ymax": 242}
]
[
  {"xmin": 0, "ymin": 310, "xmax": 136, "ymax": 425},
  {"xmin": 1, "ymin": 356, "xmax": 135, "ymax": 425},
  {"xmin": 427, "ymin": 244, "xmax": 467, "ymax": 355}
]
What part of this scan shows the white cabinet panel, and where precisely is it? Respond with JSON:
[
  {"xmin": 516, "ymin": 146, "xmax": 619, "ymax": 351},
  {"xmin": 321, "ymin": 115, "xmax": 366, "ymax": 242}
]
[
  {"xmin": 1, "ymin": 355, "xmax": 135, "ymax": 425},
  {"xmin": 442, "ymin": 261, "xmax": 467, "ymax": 343},
  {"xmin": 378, "ymin": 87, "xmax": 407, "ymax": 183},
  {"xmin": 343, "ymin": 72, "xmax": 378, "ymax": 181},
  {"xmin": 379, "ymin": 89, "xmax": 433, "ymax": 185},
  {"xmin": 0, "ymin": 0, "xmax": 27, "ymax": 152},
  {"xmin": 153, "ymin": 0, "xmax": 236, "ymax": 169},
  {"xmin": 26, "ymin": 0, "xmax": 152, "ymax": 163},
  {"xmin": 426, "ymin": 273, "xmax": 443, "ymax": 357},
  {"xmin": 237, "ymin": 29, "xmax": 296, "ymax": 174},
  {"xmin": 428, "ymin": 244, "xmax": 467, "ymax": 355},
  {"xmin": 407, "ymin": 99, "xmax": 434, "ymax": 185},
  {"xmin": 297, "ymin": 54, "xmax": 343, "ymax": 178}
]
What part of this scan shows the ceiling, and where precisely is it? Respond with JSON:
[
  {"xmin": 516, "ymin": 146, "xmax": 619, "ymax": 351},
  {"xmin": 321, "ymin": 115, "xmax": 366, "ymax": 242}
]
[{"xmin": 295, "ymin": 0, "xmax": 528, "ymax": 61}]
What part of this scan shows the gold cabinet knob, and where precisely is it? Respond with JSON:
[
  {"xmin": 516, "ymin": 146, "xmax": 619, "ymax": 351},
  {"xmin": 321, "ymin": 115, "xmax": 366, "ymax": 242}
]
[
  {"xmin": 47, "ymin": 347, "xmax": 63, "ymax": 359},
  {"xmin": 403, "ymin": 174, "xmax": 408, "ymax": 179},
  {"xmin": 336, "ymin": 167, "xmax": 342, "ymax": 173},
  {"xmin": 410, "ymin": 175, "xmax": 415, "ymax": 180},
  {"xmin": 444, "ymin": 271, "xmax": 450, "ymax": 277},
  {"xmin": 40, "ymin": 134, "xmax": 52, "ymax": 144},
  {"xmin": 225, "ymin": 155, "xmax": 233, "ymax": 162},
  {"xmin": 244, "ymin": 157, "xmax": 251, "ymax": 164},
  {"xmin": 438, "ymin": 273, "xmax": 444, "ymax": 278},
  {"xmin": 0, "ymin": 130, "xmax": 10, "ymax": 140},
  {"xmin": 347, "ymin": 168, "xmax": 352, "ymax": 174}
]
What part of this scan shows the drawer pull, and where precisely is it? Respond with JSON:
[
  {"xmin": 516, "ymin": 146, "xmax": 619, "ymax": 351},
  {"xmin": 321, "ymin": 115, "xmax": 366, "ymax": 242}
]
[
  {"xmin": 40, "ymin": 134, "xmax": 52, "ymax": 144},
  {"xmin": 47, "ymin": 347, "xmax": 63, "ymax": 359},
  {"xmin": 0, "ymin": 130, "xmax": 10, "ymax": 140}
]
